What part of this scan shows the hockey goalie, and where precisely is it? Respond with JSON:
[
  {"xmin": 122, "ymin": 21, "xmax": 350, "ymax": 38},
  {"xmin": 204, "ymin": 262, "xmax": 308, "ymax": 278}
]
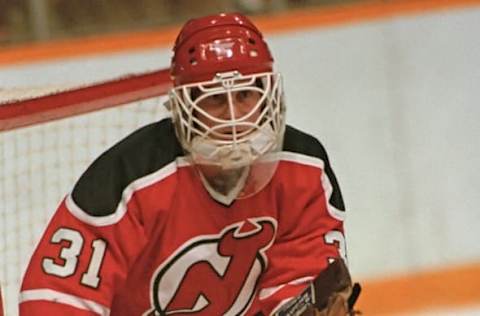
[{"xmin": 19, "ymin": 12, "xmax": 360, "ymax": 316}]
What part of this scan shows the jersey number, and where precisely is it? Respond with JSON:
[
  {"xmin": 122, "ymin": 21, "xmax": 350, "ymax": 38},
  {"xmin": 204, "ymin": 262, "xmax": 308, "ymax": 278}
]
[
  {"xmin": 42, "ymin": 228, "xmax": 107, "ymax": 288},
  {"xmin": 324, "ymin": 230, "xmax": 348, "ymax": 265}
]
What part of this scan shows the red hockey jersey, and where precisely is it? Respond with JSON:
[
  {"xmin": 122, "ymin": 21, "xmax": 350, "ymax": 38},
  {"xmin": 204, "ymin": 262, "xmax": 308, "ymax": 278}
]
[{"xmin": 20, "ymin": 119, "xmax": 347, "ymax": 316}]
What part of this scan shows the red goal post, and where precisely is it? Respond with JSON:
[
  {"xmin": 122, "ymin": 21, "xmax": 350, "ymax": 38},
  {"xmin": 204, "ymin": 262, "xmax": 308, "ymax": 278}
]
[
  {"xmin": 0, "ymin": 285, "xmax": 4, "ymax": 316},
  {"xmin": 0, "ymin": 68, "xmax": 171, "ymax": 316}
]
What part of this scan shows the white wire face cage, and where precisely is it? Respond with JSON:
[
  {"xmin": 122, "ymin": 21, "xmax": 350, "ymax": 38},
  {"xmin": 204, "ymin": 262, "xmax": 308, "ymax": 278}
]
[
  {"xmin": 168, "ymin": 71, "xmax": 286, "ymax": 204},
  {"xmin": 170, "ymin": 71, "xmax": 285, "ymax": 168}
]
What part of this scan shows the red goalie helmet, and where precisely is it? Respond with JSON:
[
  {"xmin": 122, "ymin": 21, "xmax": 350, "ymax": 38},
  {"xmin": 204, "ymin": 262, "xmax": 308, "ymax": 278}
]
[
  {"xmin": 168, "ymin": 13, "xmax": 285, "ymax": 205},
  {"xmin": 170, "ymin": 12, "xmax": 274, "ymax": 85}
]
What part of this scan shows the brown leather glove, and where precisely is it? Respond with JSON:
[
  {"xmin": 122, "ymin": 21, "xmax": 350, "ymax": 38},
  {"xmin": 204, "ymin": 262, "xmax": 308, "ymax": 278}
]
[
  {"xmin": 303, "ymin": 292, "xmax": 350, "ymax": 316},
  {"xmin": 273, "ymin": 259, "xmax": 361, "ymax": 316},
  {"xmin": 304, "ymin": 259, "xmax": 361, "ymax": 316}
]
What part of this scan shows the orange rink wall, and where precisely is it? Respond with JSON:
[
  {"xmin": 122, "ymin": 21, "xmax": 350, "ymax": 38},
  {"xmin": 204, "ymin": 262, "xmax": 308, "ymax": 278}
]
[{"xmin": 2, "ymin": 0, "xmax": 480, "ymax": 314}]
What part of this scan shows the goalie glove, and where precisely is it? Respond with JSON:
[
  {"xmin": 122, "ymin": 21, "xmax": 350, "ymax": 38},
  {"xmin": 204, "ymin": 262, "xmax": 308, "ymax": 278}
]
[{"xmin": 273, "ymin": 259, "xmax": 361, "ymax": 316}]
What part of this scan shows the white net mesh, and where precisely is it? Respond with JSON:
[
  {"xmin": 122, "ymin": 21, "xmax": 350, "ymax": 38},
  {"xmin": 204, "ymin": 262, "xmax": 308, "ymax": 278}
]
[{"xmin": 0, "ymin": 93, "xmax": 169, "ymax": 316}]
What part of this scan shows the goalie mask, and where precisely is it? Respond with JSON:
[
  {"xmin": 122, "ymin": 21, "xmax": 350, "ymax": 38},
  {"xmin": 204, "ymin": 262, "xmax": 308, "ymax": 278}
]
[{"xmin": 168, "ymin": 13, "xmax": 286, "ymax": 205}]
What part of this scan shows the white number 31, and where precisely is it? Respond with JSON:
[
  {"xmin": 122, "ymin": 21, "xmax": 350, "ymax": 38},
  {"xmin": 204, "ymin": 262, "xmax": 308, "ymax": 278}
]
[{"xmin": 42, "ymin": 228, "xmax": 107, "ymax": 288}]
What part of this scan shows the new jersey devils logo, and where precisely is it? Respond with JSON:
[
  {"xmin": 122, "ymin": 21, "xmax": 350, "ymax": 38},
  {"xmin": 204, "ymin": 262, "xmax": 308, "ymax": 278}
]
[{"xmin": 144, "ymin": 217, "xmax": 277, "ymax": 316}]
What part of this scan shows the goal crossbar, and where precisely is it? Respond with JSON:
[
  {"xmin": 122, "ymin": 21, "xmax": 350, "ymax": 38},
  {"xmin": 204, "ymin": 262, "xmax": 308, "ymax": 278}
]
[{"xmin": 0, "ymin": 69, "xmax": 172, "ymax": 131}]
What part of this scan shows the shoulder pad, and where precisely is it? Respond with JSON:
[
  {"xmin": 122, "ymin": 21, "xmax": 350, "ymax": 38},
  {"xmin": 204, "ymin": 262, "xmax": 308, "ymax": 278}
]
[
  {"xmin": 282, "ymin": 125, "xmax": 345, "ymax": 211},
  {"xmin": 71, "ymin": 118, "xmax": 183, "ymax": 216}
]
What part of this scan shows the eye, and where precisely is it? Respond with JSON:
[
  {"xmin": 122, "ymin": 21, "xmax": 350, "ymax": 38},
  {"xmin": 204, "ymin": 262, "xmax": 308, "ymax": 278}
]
[
  {"xmin": 210, "ymin": 93, "xmax": 227, "ymax": 104},
  {"xmin": 197, "ymin": 93, "xmax": 228, "ymax": 112},
  {"xmin": 236, "ymin": 90, "xmax": 261, "ymax": 104},
  {"xmin": 237, "ymin": 90, "xmax": 253, "ymax": 101}
]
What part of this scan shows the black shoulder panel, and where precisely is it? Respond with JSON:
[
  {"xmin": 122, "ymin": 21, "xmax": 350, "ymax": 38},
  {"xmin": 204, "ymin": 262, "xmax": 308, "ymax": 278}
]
[
  {"xmin": 71, "ymin": 118, "xmax": 184, "ymax": 216},
  {"xmin": 283, "ymin": 125, "xmax": 345, "ymax": 211}
]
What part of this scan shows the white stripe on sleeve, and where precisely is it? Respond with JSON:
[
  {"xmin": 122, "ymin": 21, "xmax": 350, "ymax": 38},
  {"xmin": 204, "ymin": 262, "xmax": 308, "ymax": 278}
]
[{"xmin": 19, "ymin": 289, "xmax": 110, "ymax": 316}]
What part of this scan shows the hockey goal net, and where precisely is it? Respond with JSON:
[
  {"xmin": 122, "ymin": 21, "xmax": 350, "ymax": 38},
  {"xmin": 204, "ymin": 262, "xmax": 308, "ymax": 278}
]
[{"xmin": 0, "ymin": 69, "xmax": 171, "ymax": 316}]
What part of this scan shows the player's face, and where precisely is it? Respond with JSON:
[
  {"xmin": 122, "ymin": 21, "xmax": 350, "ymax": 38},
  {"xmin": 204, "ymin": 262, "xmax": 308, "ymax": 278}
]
[{"xmin": 193, "ymin": 87, "xmax": 262, "ymax": 138}]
